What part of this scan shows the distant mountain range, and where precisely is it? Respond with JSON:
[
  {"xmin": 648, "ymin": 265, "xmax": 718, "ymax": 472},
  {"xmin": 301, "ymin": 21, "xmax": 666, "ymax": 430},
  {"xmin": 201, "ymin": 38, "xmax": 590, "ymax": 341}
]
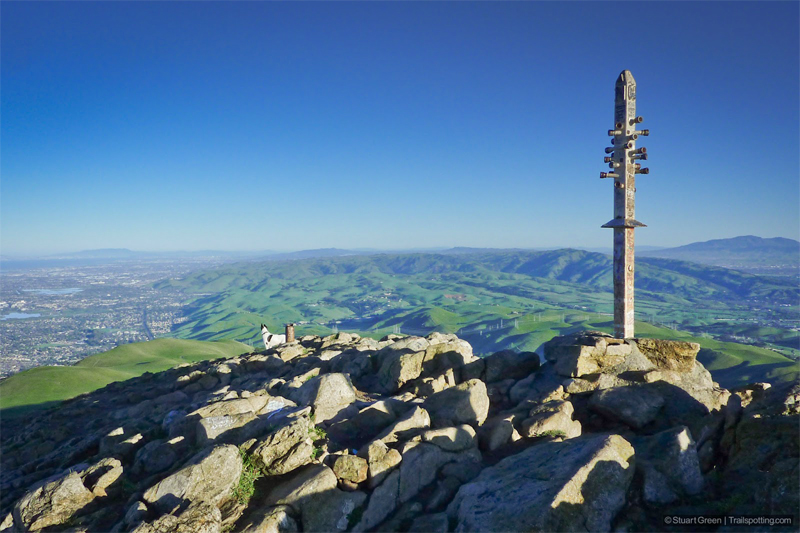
[
  {"xmin": 640, "ymin": 236, "xmax": 799, "ymax": 276},
  {"xmin": 3, "ymin": 236, "xmax": 797, "ymax": 276}
]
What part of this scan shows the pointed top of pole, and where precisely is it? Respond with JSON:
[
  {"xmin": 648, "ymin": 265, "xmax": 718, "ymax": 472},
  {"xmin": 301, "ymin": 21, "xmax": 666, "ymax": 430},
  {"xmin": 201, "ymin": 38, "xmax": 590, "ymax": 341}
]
[{"xmin": 617, "ymin": 70, "xmax": 635, "ymax": 85}]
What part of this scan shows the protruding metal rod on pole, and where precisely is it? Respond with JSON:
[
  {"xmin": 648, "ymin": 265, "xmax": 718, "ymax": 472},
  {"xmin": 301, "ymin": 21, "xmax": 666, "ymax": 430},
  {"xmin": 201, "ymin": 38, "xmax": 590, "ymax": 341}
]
[{"xmin": 600, "ymin": 70, "xmax": 650, "ymax": 339}]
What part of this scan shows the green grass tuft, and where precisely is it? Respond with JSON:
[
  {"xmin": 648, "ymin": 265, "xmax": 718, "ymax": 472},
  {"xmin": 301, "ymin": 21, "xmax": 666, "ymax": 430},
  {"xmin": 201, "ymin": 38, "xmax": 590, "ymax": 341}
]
[{"xmin": 232, "ymin": 447, "xmax": 263, "ymax": 506}]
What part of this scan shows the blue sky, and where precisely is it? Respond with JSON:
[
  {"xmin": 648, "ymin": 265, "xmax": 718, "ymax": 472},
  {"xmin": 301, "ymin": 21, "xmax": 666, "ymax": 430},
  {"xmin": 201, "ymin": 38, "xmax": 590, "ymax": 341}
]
[{"xmin": 2, "ymin": 1, "xmax": 798, "ymax": 255}]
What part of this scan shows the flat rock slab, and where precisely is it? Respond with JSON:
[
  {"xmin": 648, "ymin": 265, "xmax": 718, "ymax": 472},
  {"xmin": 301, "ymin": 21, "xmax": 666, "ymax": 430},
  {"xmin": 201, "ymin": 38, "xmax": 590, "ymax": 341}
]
[
  {"xmin": 143, "ymin": 445, "xmax": 242, "ymax": 513},
  {"xmin": 633, "ymin": 338, "xmax": 699, "ymax": 373},
  {"xmin": 447, "ymin": 434, "xmax": 634, "ymax": 532}
]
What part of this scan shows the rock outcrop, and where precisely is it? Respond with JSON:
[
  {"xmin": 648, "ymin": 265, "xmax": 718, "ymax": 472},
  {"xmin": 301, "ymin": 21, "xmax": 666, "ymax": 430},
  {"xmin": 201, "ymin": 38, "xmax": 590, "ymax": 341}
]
[{"xmin": 1, "ymin": 330, "xmax": 796, "ymax": 532}]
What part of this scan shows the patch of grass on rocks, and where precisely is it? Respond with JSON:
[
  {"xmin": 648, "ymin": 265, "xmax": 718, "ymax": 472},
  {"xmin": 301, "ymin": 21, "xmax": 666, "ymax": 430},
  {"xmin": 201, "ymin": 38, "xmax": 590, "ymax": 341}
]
[{"xmin": 232, "ymin": 446, "xmax": 263, "ymax": 506}]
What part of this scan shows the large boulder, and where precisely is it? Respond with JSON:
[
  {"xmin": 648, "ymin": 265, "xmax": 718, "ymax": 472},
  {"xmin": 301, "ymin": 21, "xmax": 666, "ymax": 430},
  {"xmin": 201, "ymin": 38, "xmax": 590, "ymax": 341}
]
[
  {"xmin": 421, "ymin": 334, "xmax": 475, "ymax": 376},
  {"xmin": 290, "ymin": 374, "xmax": 356, "ymax": 423},
  {"xmin": 419, "ymin": 425, "xmax": 477, "ymax": 452},
  {"xmin": 545, "ymin": 333, "xmax": 632, "ymax": 377},
  {"xmin": 250, "ymin": 410, "xmax": 314, "ymax": 476},
  {"xmin": 359, "ymin": 440, "xmax": 402, "ymax": 488},
  {"xmin": 328, "ymin": 400, "xmax": 399, "ymax": 446},
  {"xmin": 631, "ymin": 426, "xmax": 704, "ymax": 504},
  {"xmin": 12, "ymin": 471, "xmax": 95, "ymax": 531},
  {"xmin": 717, "ymin": 382, "xmax": 800, "ymax": 519},
  {"xmin": 367, "ymin": 406, "xmax": 430, "ymax": 446},
  {"xmin": 520, "ymin": 400, "xmax": 582, "ymax": 439},
  {"xmin": 447, "ymin": 434, "xmax": 635, "ymax": 532},
  {"xmin": 353, "ymin": 469, "xmax": 400, "ymax": 532},
  {"xmin": 483, "ymin": 350, "xmax": 540, "ymax": 383},
  {"xmin": 133, "ymin": 438, "xmax": 186, "ymax": 476},
  {"xmin": 633, "ymin": 338, "xmax": 699, "ymax": 373},
  {"xmin": 423, "ymin": 379, "xmax": 489, "ymax": 427},
  {"xmin": 302, "ymin": 488, "xmax": 366, "ymax": 532},
  {"xmin": 143, "ymin": 445, "xmax": 242, "ymax": 513},
  {"xmin": 589, "ymin": 385, "xmax": 665, "ymax": 429},
  {"xmin": 262, "ymin": 464, "xmax": 366, "ymax": 532},
  {"xmin": 238, "ymin": 505, "xmax": 298, "ymax": 533},
  {"xmin": 264, "ymin": 464, "xmax": 337, "ymax": 509},
  {"xmin": 333, "ymin": 455, "xmax": 369, "ymax": 485},
  {"xmin": 376, "ymin": 350, "xmax": 425, "ymax": 393},
  {"xmin": 397, "ymin": 441, "xmax": 476, "ymax": 504},
  {"xmin": 132, "ymin": 501, "xmax": 222, "ymax": 533}
]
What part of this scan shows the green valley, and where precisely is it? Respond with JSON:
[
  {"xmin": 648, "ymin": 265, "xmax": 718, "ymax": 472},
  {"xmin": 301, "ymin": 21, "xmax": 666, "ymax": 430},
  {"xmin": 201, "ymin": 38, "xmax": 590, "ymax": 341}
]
[{"xmin": 155, "ymin": 250, "xmax": 799, "ymax": 388}]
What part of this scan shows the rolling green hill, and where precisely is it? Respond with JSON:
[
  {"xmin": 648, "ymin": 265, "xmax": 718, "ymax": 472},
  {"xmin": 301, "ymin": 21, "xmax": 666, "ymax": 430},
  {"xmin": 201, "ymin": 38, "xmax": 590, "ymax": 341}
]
[
  {"xmin": 0, "ymin": 338, "xmax": 248, "ymax": 418},
  {"xmin": 151, "ymin": 250, "xmax": 798, "ymax": 389}
]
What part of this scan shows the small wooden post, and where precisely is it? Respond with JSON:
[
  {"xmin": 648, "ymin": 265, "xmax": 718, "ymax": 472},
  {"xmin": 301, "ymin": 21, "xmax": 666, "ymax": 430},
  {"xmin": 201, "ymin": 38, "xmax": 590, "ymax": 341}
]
[{"xmin": 285, "ymin": 323, "xmax": 296, "ymax": 343}]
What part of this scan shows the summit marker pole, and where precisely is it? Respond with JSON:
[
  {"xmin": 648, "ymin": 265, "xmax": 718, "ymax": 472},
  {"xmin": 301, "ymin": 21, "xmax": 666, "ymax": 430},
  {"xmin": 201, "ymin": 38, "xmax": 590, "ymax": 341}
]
[{"xmin": 600, "ymin": 70, "xmax": 650, "ymax": 339}]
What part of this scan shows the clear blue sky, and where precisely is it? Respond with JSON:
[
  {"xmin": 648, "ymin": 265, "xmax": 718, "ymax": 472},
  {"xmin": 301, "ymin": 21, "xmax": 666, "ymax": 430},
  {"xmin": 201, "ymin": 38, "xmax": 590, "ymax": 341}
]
[{"xmin": 2, "ymin": 1, "xmax": 798, "ymax": 255}]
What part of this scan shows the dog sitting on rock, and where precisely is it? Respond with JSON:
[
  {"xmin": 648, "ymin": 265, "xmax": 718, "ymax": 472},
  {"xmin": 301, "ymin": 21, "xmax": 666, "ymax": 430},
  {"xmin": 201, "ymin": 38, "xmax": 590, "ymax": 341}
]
[{"xmin": 261, "ymin": 324, "xmax": 286, "ymax": 350}]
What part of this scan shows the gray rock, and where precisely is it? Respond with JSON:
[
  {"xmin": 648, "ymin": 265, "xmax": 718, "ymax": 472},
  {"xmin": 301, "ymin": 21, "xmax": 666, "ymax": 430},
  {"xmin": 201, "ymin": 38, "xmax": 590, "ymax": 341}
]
[
  {"xmin": 397, "ymin": 441, "xmax": 470, "ymax": 503},
  {"xmin": 81, "ymin": 457, "xmax": 123, "ymax": 497},
  {"xmin": 484, "ymin": 350, "xmax": 540, "ymax": 383},
  {"xmin": 143, "ymin": 444, "xmax": 242, "ymax": 513},
  {"xmin": 13, "ymin": 471, "xmax": 95, "ymax": 531},
  {"xmin": 275, "ymin": 343, "xmax": 306, "ymax": 362},
  {"xmin": 197, "ymin": 412, "xmax": 257, "ymax": 445},
  {"xmin": 122, "ymin": 501, "xmax": 148, "ymax": 529},
  {"xmin": 632, "ymin": 338, "xmax": 699, "ymax": 373},
  {"xmin": 564, "ymin": 377, "xmax": 599, "ymax": 395},
  {"xmin": 132, "ymin": 501, "xmax": 221, "ymax": 533},
  {"xmin": 420, "ymin": 425, "xmax": 477, "ymax": 452},
  {"xmin": 589, "ymin": 385, "xmax": 665, "ymax": 429},
  {"xmin": 551, "ymin": 344, "xmax": 626, "ymax": 378},
  {"xmin": 265, "ymin": 464, "xmax": 337, "ymax": 507},
  {"xmin": 353, "ymin": 469, "xmax": 400, "ymax": 532},
  {"xmin": 478, "ymin": 415, "xmax": 521, "ymax": 452},
  {"xmin": 440, "ymin": 459, "xmax": 484, "ymax": 484},
  {"xmin": 421, "ymin": 337, "xmax": 475, "ymax": 376},
  {"xmin": 632, "ymin": 426, "xmax": 704, "ymax": 504},
  {"xmin": 423, "ymin": 379, "xmax": 489, "ymax": 427},
  {"xmin": 328, "ymin": 400, "xmax": 397, "ymax": 444},
  {"xmin": 251, "ymin": 410, "xmax": 314, "ymax": 476},
  {"xmin": 368, "ymin": 406, "xmax": 430, "ymax": 446},
  {"xmin": 521, "ymin": 400, "xmax": 582, "ymax": 439},
  {"xmin": 409, "ymin": 512, "xmax": 449, "ymax": 533},
  {"xmin": 290, "ymin": 373, "xmax": 356, "ymax": 423},
  {"xmin": 426, "ymin": 476, "xmax": 462, "ymax": 512},
  {"xmin": 263, "ymin": 464, "xmax": 363, "ymax": 531},
  {"xmin": 133, "ymin": 438, "xmax": 179, "ymax": 476},
  {"xmin": 509, "ymin": 366, "xmax": 565, "ymax": 406},
  {"xmin": 240, "ymin": 505, "xmax": 299, "ymax": 533},
  {"xmin": 302, "ymin": 489, "xmax": 366, "ymax": 532},
  {"xmin": 360, "ymin": 440, "xmax": 402, "ymax": 488},
  {"xmin": 333, "ymin": 455, "xmax": 368, "ymax": 485},
  {"xmin": 98, "ymin": 426, "xmax": 145, "ymax": 459},
  {"xmin": 377, "ymin": 350, "xmax": 425, "ymax": 393},
  {"xmin": 447, "ymin": 434, "xmax": 635, "ymax": 532},
  {"xmin": 460, "ymin": 358, "xmax": 485, "ymax": 382},
  {"xmin": 190, "ymin": 396, "xmax": 272, "ymax": 419}
]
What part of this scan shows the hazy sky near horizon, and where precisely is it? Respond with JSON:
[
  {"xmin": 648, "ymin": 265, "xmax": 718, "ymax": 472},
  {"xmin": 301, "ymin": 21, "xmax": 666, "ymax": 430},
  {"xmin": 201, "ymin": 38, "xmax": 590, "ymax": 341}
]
[{"xmin": 2, "ymin": 1, "xmax": 798, "ymax": 256}]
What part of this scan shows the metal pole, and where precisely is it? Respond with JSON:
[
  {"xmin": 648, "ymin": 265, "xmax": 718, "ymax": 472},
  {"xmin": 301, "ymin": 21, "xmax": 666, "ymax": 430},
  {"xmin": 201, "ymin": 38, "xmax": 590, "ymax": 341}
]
[{"xmin": 600, "ymin": 70, "xmax": 649, "ymax": 339}]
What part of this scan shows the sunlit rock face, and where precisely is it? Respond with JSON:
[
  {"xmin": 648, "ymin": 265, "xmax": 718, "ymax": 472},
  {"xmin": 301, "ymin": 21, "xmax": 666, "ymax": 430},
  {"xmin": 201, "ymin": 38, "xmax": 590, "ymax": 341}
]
[{"xmin": 2, "ymin": 331, "xmax": 795, "ymax": 532}]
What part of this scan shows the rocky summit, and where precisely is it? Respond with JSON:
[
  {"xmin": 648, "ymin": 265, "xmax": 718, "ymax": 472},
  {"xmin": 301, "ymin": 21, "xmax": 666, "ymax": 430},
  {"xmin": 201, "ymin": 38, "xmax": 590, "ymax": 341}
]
[{"xmin": 1, "ymin": 331, "xmax": 797, "ymax": 532}]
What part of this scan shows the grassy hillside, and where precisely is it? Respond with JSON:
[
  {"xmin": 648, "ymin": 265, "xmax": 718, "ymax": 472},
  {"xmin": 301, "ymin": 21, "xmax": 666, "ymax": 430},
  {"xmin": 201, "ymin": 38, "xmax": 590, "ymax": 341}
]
[
  {"xmin": 147, "ymin": 250, "xmax": 797, "ymax": 389},
  {"xmin": 0, "ymin": 338, "xmax": 248, "ymax": 418}
]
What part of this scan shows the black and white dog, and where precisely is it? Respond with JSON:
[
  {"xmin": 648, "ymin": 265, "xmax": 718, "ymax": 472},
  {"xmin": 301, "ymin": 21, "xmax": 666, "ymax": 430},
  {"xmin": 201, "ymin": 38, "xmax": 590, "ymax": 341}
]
[{"xmin": 261, "ymin": 324, "xmax": 286, "ymax": 349}]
